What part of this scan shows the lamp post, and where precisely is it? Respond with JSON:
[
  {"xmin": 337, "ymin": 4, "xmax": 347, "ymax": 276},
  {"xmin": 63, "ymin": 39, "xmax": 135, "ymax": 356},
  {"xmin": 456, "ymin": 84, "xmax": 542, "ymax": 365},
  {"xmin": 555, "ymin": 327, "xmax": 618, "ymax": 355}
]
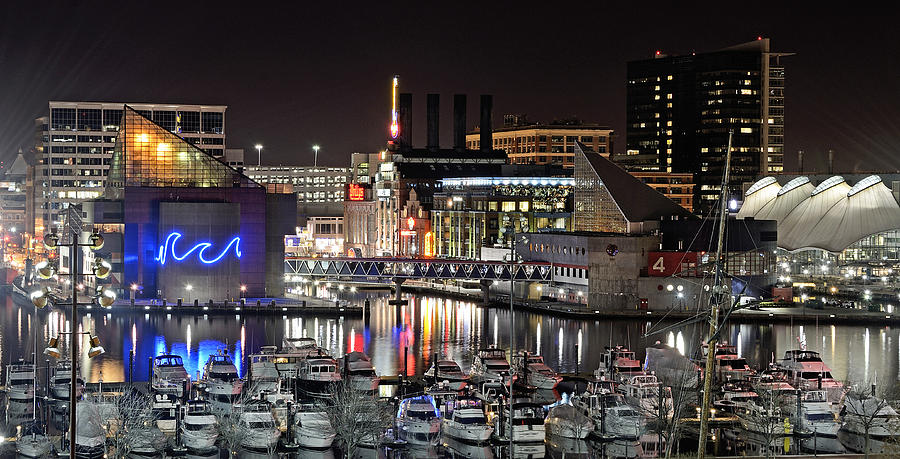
[
  {"xmin": 255, "ymin": 144, "xmax": 263, "ymax": 167},
  {"xmin": 31, "ymin": 229, "xmax": 114, "ymax": 459},
  {"xmin": 313, "ymin": 145, "xmax": 320, "ymax": 167}
]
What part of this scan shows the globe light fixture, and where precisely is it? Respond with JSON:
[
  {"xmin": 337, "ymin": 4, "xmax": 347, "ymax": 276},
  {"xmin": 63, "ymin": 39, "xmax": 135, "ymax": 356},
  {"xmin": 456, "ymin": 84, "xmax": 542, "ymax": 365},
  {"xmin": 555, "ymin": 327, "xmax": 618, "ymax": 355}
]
[
  {"xmin": 87, "ymin": 336, "xmax": 105, "ymax": 358},
  {"xmin": 93, "ymin": 259, "xmax": 112, "ymax": 279},
  {"xmin": 30, "ymin": 289, "xmax": 48, "ymax": 308},
  {"xmin": 88, "ymin": 233, "xmax": 104, "ymax": 250},
  {"xmin": 98, "ymin": 288, "xmax": 116, "ymax": 307},
  {"xmin": 43, "ymin": 232, "xmax": 59, "ymax": 249},
  {"xmin": 35, "ymin": 261, "xmax": 55, "ymax": 279},
  {"xmin": 44, "ymin": 337, "xmax": 62, "ymax": 358}
]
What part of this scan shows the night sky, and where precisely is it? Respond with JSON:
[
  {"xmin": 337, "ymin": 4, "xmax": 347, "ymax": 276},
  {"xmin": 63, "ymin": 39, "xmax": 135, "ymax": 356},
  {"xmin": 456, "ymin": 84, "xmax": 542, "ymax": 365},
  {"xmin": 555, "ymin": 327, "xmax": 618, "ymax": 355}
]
[{"xmin": 0, "ymin": 4, "xmax": 897, "ymax": 173}]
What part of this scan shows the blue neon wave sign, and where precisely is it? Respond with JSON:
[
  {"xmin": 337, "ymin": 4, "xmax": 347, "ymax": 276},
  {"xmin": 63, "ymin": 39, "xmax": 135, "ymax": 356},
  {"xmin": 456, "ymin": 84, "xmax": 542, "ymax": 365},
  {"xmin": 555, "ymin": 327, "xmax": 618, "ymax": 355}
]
[{"xmin": 156, "ymin": 231, "xmax": 242, "ymax": 265}]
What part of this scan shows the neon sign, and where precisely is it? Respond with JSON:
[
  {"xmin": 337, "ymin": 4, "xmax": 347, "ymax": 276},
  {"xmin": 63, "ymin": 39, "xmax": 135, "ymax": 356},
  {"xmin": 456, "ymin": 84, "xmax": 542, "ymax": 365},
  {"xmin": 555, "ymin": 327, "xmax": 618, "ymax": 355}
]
[
  {"xmin": 424, "ymin": 231, "xmax": 435, "ymax": 257},
  {"xmin": 348, "ymin": 183, "xmax": 365, "ymax": 201},
  {"xmin": 156, "ymin": 231, "xmax": 242, "ymax": 265}
]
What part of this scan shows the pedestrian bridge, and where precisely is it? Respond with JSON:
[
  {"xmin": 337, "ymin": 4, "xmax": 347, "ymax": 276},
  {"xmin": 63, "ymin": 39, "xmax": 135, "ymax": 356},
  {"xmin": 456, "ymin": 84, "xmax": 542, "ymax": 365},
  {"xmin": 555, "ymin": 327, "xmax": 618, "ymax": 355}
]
[{"xmin": 284, "ymin": 257, "xmax": 554, "ymax": 282}]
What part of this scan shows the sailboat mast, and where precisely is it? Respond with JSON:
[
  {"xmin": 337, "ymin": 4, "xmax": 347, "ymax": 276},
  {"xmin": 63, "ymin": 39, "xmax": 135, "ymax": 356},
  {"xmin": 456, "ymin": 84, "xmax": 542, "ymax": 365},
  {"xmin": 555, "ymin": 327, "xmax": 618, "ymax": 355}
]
[{"xmin": 697, "ymin": 129, "xmax": 733, "ymax": 458}]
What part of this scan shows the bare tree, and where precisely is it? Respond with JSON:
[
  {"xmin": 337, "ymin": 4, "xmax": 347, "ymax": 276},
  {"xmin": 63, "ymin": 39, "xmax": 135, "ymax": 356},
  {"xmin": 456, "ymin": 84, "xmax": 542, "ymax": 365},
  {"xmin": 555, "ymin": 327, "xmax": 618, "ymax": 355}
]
[
  {"xmin": 736, "ymin": 384, "xmax": 793, "ymax": 459},
  {"xmin": 318, "ymin": 382, "xmax": 392, "ymax": 458},
  {"xmin": 107, "ymin": 389, "xmax": 158, "ymax": 458},
  {"xmin": 841, "ymin": 378, "xmax": 900, "ymax": 458}
]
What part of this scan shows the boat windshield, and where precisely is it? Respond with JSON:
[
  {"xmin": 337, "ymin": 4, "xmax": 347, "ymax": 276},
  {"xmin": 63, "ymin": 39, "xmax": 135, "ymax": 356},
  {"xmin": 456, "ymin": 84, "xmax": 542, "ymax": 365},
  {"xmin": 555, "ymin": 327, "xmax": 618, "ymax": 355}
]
[
  {"xmin": 209, "ymin": 371, "xmax": 238, "ymax": 381},
  {"xmin": 487, "ymin": 364, "xmax": 509, "ymax": 371},
  {"xmin": 788, "ymin": 351, "xmax": 822, "ymax": 362},
  {"xmin": 438, "ymin": 364, "xmax": 460, "ymax": 372},
  {"xmin": 722, "ymin": 359, "xmax": 748, "ymax": 369},
  {"xmin": 455, "ymin": 415, "xmax": 486, "ymax": 424},
  {"xmin": 350, "ymin": 369, "xmax": 377, "ymax": 377},
  {"xmin": 800, "ymin": 371, "xmax": 833, "ymax": 380},
  {"xmin": 806, "ymin": 413, "xmax": 833, "ymax": 422},
  {"xmin": 407, "ymin": 410, "xmax": 437, "ymax": 420},
  {"xmin": 156, "ymin": 356, "xmax": 183, "ymax": 366}
]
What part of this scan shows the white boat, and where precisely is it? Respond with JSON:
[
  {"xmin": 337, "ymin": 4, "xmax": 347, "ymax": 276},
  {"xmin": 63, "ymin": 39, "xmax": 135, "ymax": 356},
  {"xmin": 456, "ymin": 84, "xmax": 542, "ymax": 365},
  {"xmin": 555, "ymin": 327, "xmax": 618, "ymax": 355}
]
[
  {"xmin": 293, "ymin": 403, "xmax": 336, "ymax": 449},
  {"xmin": 151, "ymin": 393, "xmax": 178, "ymax": 434},
  {"xmin": 441, "ymin": 396, "xmax": 493, "ymax": 443},
  {"xmin": 838, "ymin": 393, "xmax": 900, "ymax": 454},
  {"xmin": 596, "ymin": 346, "xmax": 643, "ymax": 383},
  {"xmin": 49, "ymin": 360, "xmax": 85, "ymax": 402},
  {"xmin": 779, "ymin": 349, "xmax": 846, "ymax": 404},
  {"xmin": 73, "ymin": 401, "xmax": 106, "ymax": 459},
  {"xmin": 572, "ymin": 392, "xmax": 643, "ymax": 440},
  {"xmin": 238, "ymin": 401, "xmax": 281, "ymax": 451},
  {"xmin": 545, "ymin": 403, "xmax": 593, "ymax": 439},
  {"xmin": 247, "ymin": 348, "xmax": 281, "ymax": 394},
  {"xmin": 5, "ymin": 360, "xmax": 36, "ymax": 402},
  {"xmin": 424, "ymin": 359, "xmax": 470, "ymax": 391},
  {"xmin": 181, "ymin": 400, "xmax": 218, "ymax": 453},
  {"xmin": 492, "ymin": 398, "xmax": 546, "ymax": 443},
  {"xmin": 151, "ymin": 354, "xmax": 190, "ymax": 397},
  {"xmin": 620, "ymin": 374, "xmax": 674, "ymax": 418},
  {"xmin": 15, "ymin": 421, "xmax": 52, "ymax": 458},
  {"xmin": 515, "ymin": 352, "xmax": 562, "ymax": 390},
  {"xmin": 397, "ymin": 395, "xmax": 442, "ymax": 445},
  {"xmin": 341, "ymin": 351, "xmax": 380, "ymax": 393},
  {"xmin": 796, "ymin": 390, "xmax": 845, "ymax": 453},
  {"xmin": 470, "ymin": 347, "xmax": 512, "ymax": 383},
  {"xmin": 201, "ymin": 351, "xmax": 243, "ymax": 414},
  {"xmin": 296, "ymin": 352, "xmax": 342, "ymax": 399}
]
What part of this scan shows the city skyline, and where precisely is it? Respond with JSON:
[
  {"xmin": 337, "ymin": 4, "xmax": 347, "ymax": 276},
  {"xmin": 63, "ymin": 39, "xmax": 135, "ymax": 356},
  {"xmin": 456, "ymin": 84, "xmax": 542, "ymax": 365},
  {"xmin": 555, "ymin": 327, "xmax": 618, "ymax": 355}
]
[{"xmin": 0, "ymin": 5, "xmax": 897, "ymax": 173}]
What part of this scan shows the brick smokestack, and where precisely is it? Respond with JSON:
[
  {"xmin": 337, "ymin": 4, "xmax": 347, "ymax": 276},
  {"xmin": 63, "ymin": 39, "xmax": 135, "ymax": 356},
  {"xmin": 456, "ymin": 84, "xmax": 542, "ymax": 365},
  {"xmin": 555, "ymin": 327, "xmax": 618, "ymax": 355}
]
[
  {"xmin": 479, "ymin": 95, "xmax": 493, "ymax": 152},
  {"xmin": 398, "ymin": 93, "xmax": 413, "ymax": 149},
  {"xmin": 426, "ymin": 94, "xmax": 440, "ymax": 151},
  {"xmin": 453, "ymin": 94, "xmax": 466, "ymax": 150}
]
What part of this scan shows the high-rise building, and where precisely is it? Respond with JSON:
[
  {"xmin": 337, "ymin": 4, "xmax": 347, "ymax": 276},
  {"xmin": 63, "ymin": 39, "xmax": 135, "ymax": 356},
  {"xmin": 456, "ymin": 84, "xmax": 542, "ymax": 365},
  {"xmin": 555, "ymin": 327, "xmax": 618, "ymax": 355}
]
[
  {"xmin": 244, "ymin": 165, "xmax": 348, "ymax": 224},
  {"xmin": 618, "ymin": 38, "xmax": 791, "ymax": 213},
  {"xmin": 33, "ymin": 102, "xmax": 227, "ymax": 234},
  {"xmin": 466, "ymin": 116, "xmax": 614, "ymax": 168}
]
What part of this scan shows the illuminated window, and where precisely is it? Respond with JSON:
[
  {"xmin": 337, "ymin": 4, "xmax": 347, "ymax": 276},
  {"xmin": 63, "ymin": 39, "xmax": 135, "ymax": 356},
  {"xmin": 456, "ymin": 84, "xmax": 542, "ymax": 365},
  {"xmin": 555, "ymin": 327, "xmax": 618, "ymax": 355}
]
[
  {"xmin": 666, "ymin": 121, "xmax": 672, "ymax": 127},
  {"xmin": 501, "ymin": 201, "xmax": 516, "ymax": 212},
  {"xmin": 519, "ymin": 201, "xmax": 529, "ymax": 212},
  {"xmin": 740, "ymin": 127, "xmax": 753, "ymax": 134}
]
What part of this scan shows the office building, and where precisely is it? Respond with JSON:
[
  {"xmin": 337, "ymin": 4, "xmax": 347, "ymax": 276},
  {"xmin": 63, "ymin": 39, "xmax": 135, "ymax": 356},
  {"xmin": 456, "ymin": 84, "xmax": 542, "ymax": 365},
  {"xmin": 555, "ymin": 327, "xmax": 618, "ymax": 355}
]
[
  {"xmin": 466, "ymin": 116, "xmax": 614, "ymax": 168},
  {"xmin": 34, "ymin": 101, "xmax": 227, "ymax": 235},
  {"xmin": 244, "ymin": 165, "xmax": 348, "ymax": 224},
  {"xmin": 618, "ymin": 38, "xmax": 791, "ymax": 212}
]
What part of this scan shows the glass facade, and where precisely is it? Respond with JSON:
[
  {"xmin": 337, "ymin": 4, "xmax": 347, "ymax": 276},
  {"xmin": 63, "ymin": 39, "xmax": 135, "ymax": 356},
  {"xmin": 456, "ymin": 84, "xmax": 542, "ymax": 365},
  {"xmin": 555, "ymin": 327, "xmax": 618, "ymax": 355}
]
[
  {"xmin": 106, "ymin": 107, "xmax": 257, "ymax": 197},
  {"xmin": 574, "ymin": 148, "xmax": 627, "ymax": 233}
]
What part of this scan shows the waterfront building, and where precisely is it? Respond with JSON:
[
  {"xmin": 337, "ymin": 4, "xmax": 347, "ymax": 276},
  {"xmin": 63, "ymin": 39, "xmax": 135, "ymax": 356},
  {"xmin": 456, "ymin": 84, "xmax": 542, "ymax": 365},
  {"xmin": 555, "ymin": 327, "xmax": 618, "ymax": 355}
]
[
  {"xmin": 88, "ymin": 106, "xmax": 295, "ymax": 300},
  {"xmin": 630, "ymin": 171, "xmax": 695, "ymax": 213},
  {"xmin": 244, "ymin": 165, "xmax": 348, "ymax": 225},
  {"xmin": 574, "ymin": 142, "xmax": 692, "ymax": 233},
  {"xmin": 33, "ymin": 101, "xmax": 227, "ymax": 236},
  {"xmin": 0, "ymin": 153, "xmax": 28, "ymax": 234},
  {"xmin": 617, "ymin": 38, "xmax": 791, "ymax": 213},
  {"xmin": 465, "ymin": 116, "xmax": 614, "ymax": 168},
  {"xmin": 431, "ymin": 176, "xmax": 574, "ymax": 259}
]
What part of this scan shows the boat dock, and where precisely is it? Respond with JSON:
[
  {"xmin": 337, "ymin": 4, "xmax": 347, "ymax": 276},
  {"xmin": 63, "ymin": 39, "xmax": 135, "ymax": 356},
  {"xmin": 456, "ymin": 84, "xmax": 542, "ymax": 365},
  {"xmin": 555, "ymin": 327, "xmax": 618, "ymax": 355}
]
[{"xmin": 47, "ymin": 295, "xmax": 363, "ymax": 317}]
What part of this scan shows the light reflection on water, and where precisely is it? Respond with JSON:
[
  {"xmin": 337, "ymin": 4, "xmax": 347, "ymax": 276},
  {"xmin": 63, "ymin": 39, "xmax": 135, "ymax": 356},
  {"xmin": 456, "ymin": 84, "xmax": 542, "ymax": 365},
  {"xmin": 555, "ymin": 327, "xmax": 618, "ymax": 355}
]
[{"xmin": 1, "ymin": 292, "xmax": 898, "ymax": 386}]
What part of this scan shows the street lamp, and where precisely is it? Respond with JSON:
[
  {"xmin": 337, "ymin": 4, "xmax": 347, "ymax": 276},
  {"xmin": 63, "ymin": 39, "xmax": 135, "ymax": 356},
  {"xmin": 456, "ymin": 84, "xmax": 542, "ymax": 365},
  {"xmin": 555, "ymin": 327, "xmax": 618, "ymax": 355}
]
[
  {"xmin": 255, "ymin": 144, "xmax": 263, "ymax": 167},
  {"xmin": 30, "ymin": 228, "xmax": 113, "ymax": 459},
  {"xmin": 313, "ymin": 145, "xmax": 320, "ymax": 167}
]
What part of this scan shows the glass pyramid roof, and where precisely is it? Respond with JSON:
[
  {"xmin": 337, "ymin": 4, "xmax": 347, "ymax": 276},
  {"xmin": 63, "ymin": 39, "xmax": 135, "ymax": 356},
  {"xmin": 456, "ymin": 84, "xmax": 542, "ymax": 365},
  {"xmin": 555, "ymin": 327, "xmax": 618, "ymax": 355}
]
[{"xmin": 105, "ymin": 105, "xmax": 260, "ymax": 198}]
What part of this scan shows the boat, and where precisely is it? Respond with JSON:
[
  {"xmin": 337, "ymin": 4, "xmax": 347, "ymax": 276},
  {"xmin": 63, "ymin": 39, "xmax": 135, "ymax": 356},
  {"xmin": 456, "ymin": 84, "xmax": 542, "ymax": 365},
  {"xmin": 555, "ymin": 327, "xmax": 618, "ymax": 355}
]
[
  {"xmin": 596, "ymin": 346, "xmax": 643, "ymax": 383},
  {"xmin": 201, "ymin": 350, "xmax": 243, "ymax": 414},
  {"xmin": 713, "ymin": 380, "xmax": 758, "ymax": 415},
  {"xmin": 491, "ymin": 398, "xmax": 546, "ymax": 443},
  {"xmin": 795, "ymin": 390, "xmax": 845, "ymax": 453},
  {"xmin": 341, "ymin": 351, "xmax": 380, "ymax": 393},
  {"xmin": 151, "ymin": 393, "xmax": 178, "ymax": 434},
  {"xmin": 469, "ymin": 347, "xmax": 512, "ymax": 383},
  {"xmin": 73, "ymin": 401, "xmax": 106, "ymax": 459},
  {"xmin": 181, "ymin": 400, "xmax": 218, "ymax": 453},
  {"xmin": 620, "ymin": 373, "xmax": 674, "ymax": 418},
  {"xmin": 127, "ymin": 424, "xmax": 168, "ymax": 457},
  {"xmin": 5, "ymin": 360, "xmax": 36, "ymax": 402},
  {"xmin": 424, "ymin": 359, "xmax": 470, "ymax": 391},
  {"xmin": 238, "ymin": 400, "xmax": 281, "ymax": 451},
  {"xmin": 545, "ymin": 403, "xmax": 593, "ymax": 439},
  {"xmin": 702, "ymin": 343, "xmax": 754, "ymax": 382},
  {"xmin": 572, "ymin": 392, "xmax": 643, "ymax": 440},
  {"xmin": 396, "ymin": 394, "xmax": 442, "ymax": 446},
  {"xmin": 296, "ymin": 351, "xmax": 342, "ymax": 399},
  {"xmin": 49, "ymin": 360, "xmax": 85, "ymax": 405},
  {"xmin": 15, "ymin": 420, "xmax": 53, "ymax": 458},
  {"xmin": 292, "ymin": 402, "xmax": 336, "ymax": 449},
  {"xmin": 515, "ymin": 352, "xmax": 562, "ymax": 390},
  {"xmin": 643, "ymin": 342, "xmax": 701, "ymax": 390},
  {"xmin": 441, "ymin": 396, "xmax": 493, "ymax": 443},
  {"xmin": 247, "ymin": 347, "xmax": 281, "ymax": 394},
  {"xmin": 778, "ymin": 349, "xmax": 846, "ymax": 404},
  {"xmin": 838, "ymin": 392, "xmax": 900, "ymax": 454},
  {"xmin": 150, "ymin": 354, "xmax": 190, "ymax": 397}
]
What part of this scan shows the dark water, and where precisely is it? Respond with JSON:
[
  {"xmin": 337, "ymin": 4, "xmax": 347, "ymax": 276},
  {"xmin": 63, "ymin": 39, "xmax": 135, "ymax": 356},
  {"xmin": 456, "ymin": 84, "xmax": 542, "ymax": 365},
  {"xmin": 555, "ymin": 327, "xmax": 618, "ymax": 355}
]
[{"xmin": 1, "ymin": 289, "xmax": 896, "ymax": 385}]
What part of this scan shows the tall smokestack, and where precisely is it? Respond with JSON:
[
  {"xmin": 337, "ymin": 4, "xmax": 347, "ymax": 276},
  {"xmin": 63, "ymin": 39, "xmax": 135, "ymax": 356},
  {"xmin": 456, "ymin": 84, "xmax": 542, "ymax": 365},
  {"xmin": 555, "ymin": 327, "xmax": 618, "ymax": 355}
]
[
  {"xmin": 426, "ymin": 94, "xmax": 440, "ymax": 151},
  {"xmin": 453, "ymin": 94, "xmax": 467, "ymax": 150},
  {"xmin": 480, "ymin": 95, "xmax": 493, "ymax": 152},
  {"xmin": 828, "ymin": 149, "xmax": 834, "ymax": 174},
  {"xmin": 398, "ymin": 93, "xmax": 413, "ymax": 149},
  {"xmin": 798, "ymin": 150, "xmax": 804, "ymax": 174}
]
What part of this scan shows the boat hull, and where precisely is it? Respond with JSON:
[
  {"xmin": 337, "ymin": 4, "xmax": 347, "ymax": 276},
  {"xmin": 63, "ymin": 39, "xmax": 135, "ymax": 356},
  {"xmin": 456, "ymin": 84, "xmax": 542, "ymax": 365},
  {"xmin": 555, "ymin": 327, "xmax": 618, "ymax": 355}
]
[{"xmin": 441, "ymin": 420, "xmax": 493, "ymax": 443}]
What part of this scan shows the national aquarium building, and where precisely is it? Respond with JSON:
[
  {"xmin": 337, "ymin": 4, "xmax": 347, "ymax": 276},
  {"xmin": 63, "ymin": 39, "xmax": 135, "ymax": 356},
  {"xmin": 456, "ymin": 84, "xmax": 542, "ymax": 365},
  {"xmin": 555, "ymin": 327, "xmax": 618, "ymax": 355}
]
[{"xmin": 91, "ymin": 106, "xmax": 295, "ymax": 300}]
